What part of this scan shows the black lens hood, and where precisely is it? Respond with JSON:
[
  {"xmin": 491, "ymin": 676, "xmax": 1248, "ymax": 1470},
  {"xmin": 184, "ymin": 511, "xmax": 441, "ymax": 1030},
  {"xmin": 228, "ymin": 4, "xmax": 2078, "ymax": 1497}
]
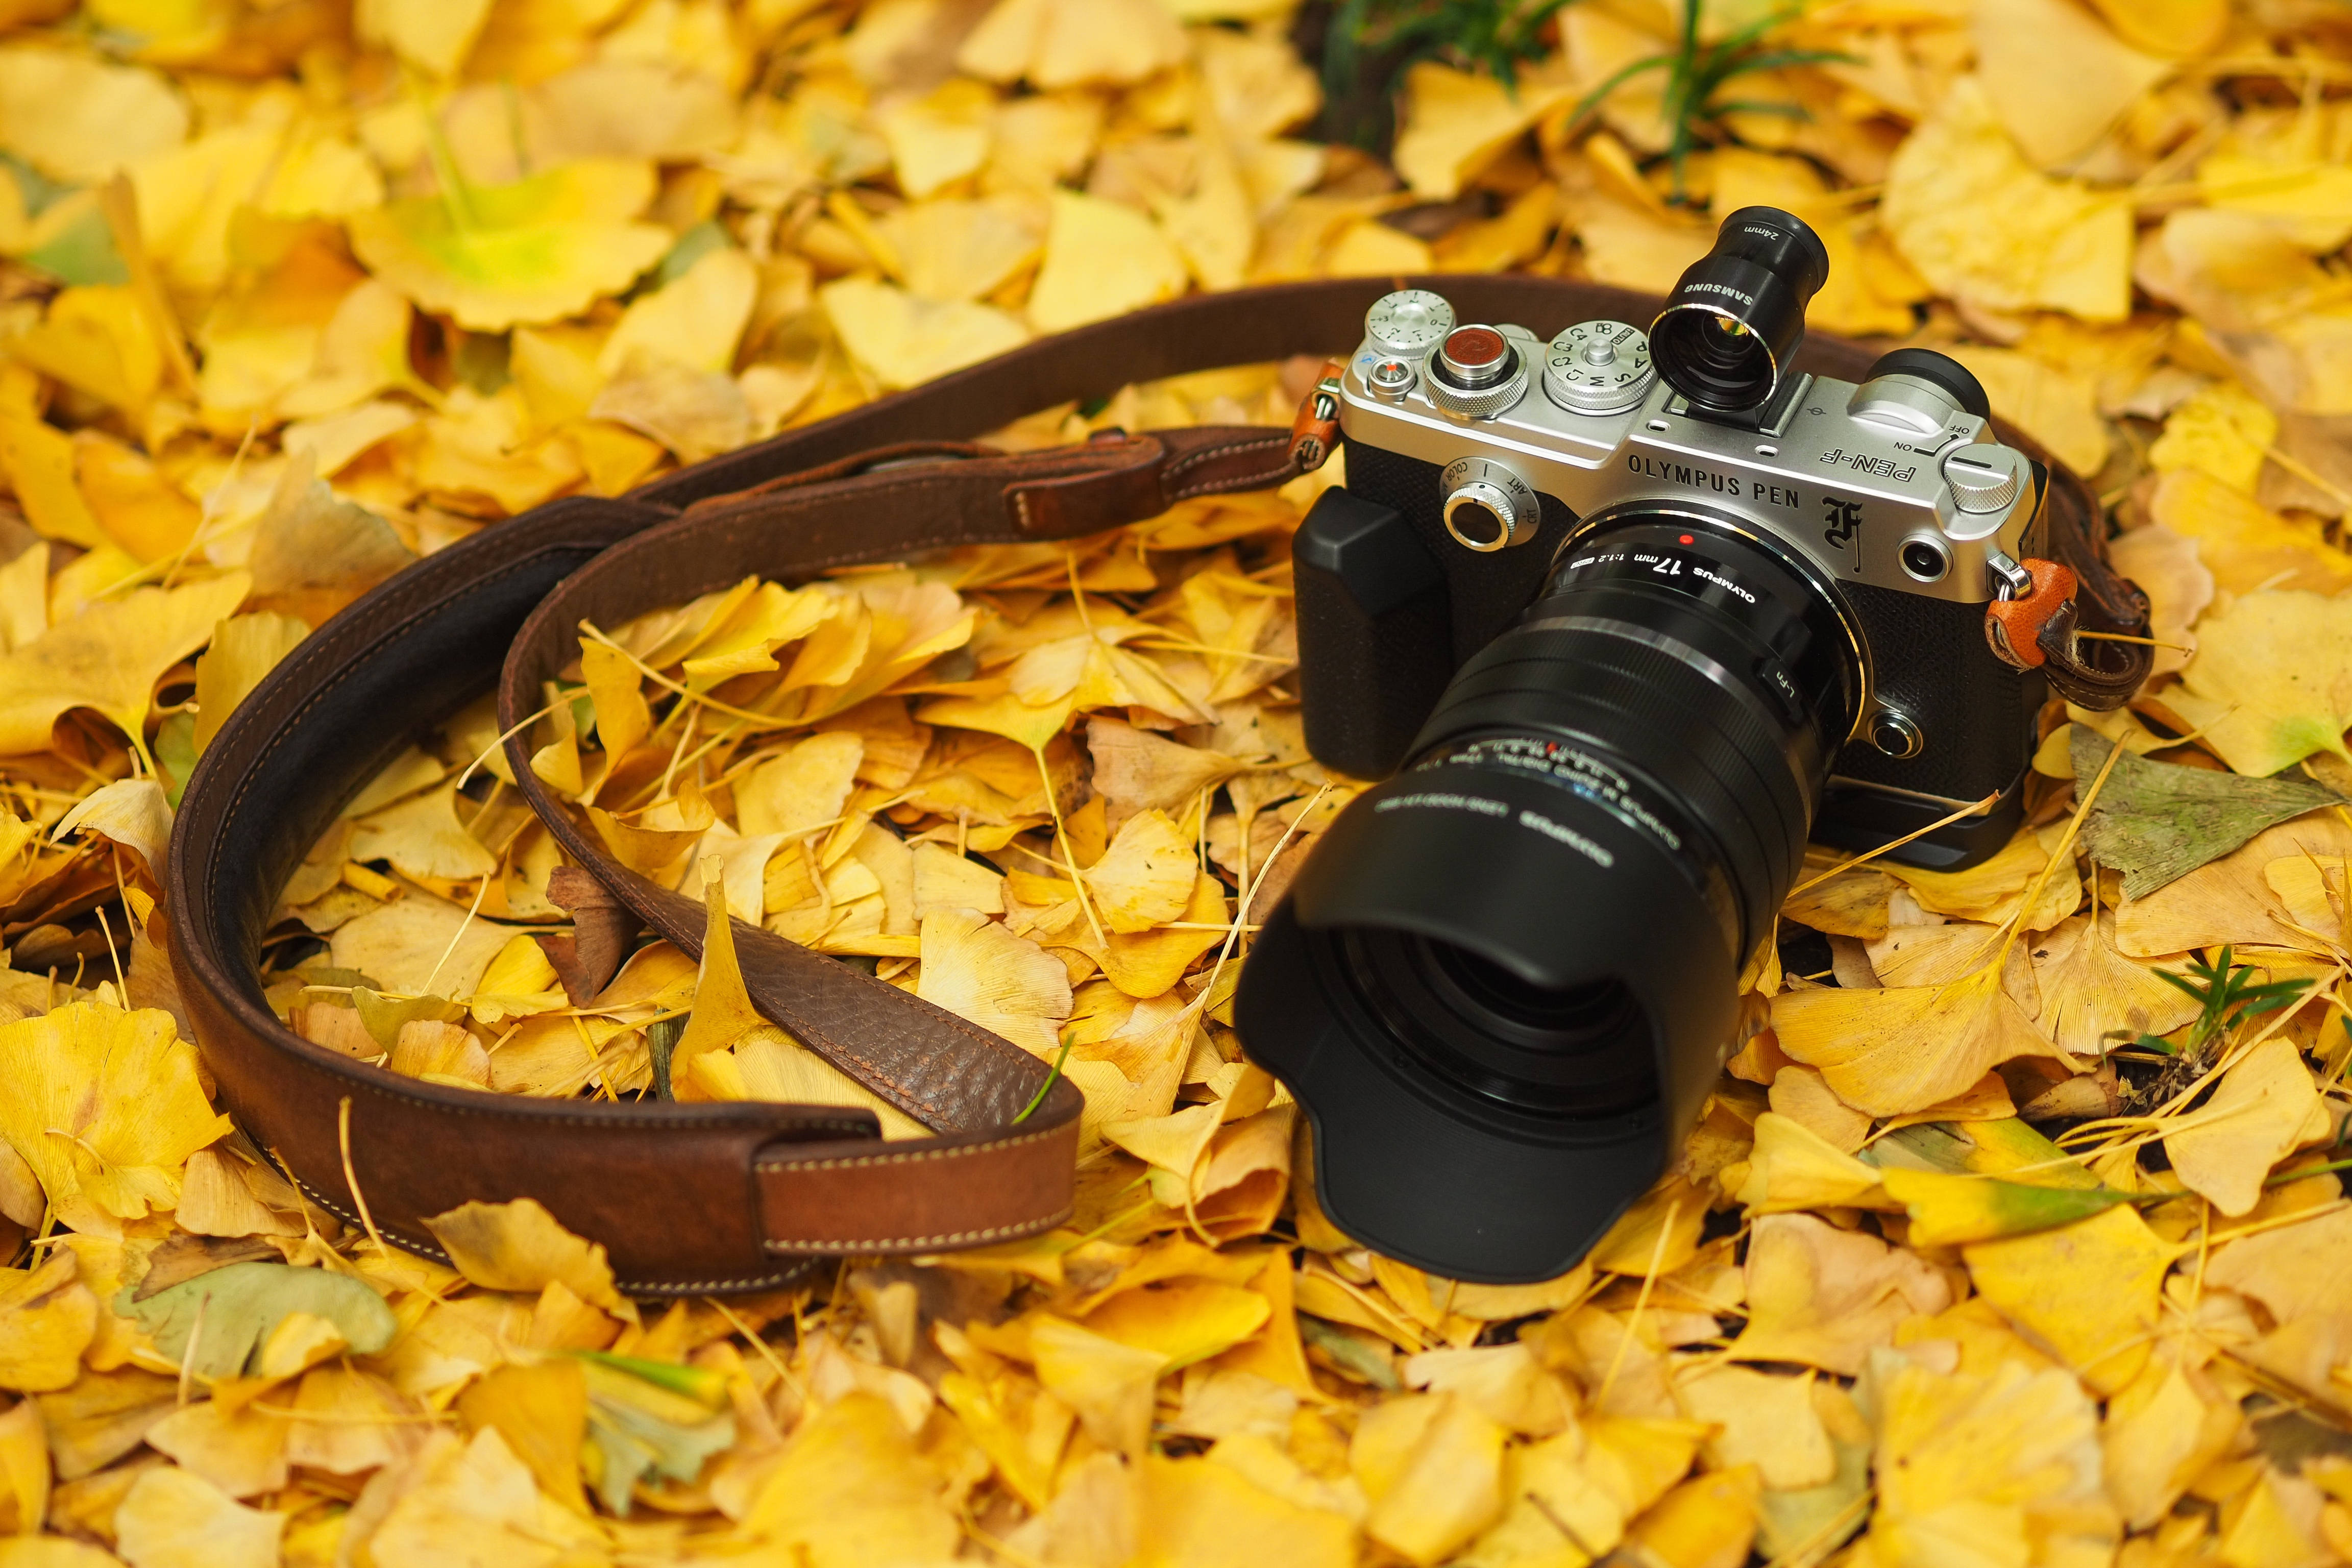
[{"xmin": 1236, "ymin": 758, "xmax": 1738, "ymax": 1282}]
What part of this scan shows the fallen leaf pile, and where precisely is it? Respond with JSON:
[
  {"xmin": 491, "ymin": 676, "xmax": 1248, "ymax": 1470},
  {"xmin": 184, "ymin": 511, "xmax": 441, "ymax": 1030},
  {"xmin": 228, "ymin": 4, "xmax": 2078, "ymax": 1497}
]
[{"xmin": 4, "ymin": 0, "xmax": 2352, "ymax": 1563}]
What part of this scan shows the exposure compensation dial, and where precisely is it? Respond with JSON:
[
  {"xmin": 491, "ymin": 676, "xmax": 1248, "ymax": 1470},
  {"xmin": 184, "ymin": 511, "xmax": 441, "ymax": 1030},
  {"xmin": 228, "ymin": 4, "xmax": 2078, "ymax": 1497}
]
[{"xmin": 1366, "ymin": 290, "xmax": 1456, "ymax": 357}]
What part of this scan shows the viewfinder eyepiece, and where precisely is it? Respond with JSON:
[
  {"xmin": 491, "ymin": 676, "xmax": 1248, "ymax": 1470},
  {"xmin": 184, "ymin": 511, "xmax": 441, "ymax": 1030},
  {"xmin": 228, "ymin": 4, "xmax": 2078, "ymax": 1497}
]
[{"xmin": 1651, "ymin": 207, "xmax": 1830, "ymax": 414}]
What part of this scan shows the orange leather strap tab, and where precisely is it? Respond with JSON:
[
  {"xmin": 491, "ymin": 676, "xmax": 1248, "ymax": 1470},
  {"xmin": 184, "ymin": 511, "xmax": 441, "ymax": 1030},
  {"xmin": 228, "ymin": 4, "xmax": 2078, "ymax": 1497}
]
[{"xmin": 1984, "ymin": 557, "xmax": 2078, "ymax": 671}]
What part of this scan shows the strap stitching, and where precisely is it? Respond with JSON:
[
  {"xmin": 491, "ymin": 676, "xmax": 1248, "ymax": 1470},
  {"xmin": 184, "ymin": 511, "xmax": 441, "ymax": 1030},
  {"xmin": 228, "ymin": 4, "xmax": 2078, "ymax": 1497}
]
[
  {"xmin": 753, "ymin": 1121, "xmax": 1068, "ymax": 1172},
  {"xmin": 762, "ymin": 1207, "xmax": 1074, "ymax": 1254},
  {"xmin": 1161, "ymin": 433, "xmax": 1295, "ymax": 501},
  {"xmin": 289, "ymin": 1173, "xmax": 821, "ymax": 1295}
]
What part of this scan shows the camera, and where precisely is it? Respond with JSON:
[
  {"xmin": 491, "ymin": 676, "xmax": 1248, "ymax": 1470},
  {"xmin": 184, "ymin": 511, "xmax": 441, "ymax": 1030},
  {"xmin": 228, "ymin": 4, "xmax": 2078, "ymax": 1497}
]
[{"xmin": 1237, "ymin": 208, "xmax": 2051, "ymax": 1282}]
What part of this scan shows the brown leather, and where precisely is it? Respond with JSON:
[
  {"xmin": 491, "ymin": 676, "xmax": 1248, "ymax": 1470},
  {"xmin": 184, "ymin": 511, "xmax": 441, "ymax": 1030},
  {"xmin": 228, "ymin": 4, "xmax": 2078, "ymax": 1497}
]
[
  {"xmin": 166, "ymin": 275, "xmax": 2149, "ymax": 1296},
  {"xmin": 2030, "ymin": 463, "xmax": 2153, "ymax": 708}
]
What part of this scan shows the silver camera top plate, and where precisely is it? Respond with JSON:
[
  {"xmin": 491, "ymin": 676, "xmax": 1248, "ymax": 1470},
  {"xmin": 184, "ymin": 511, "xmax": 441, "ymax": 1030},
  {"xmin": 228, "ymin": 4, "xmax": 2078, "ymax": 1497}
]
[{"xmin": 1338, "ymin": 299, "xmax": 2037, "ymax": 607}]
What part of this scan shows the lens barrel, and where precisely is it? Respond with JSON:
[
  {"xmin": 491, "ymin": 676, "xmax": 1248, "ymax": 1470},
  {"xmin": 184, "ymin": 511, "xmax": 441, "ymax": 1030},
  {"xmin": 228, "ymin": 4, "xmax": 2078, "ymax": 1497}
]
[
  {"xmin": 1651, "ymin": 207, "xmax": 1830, "ymax": 413},
  {"xmin": 1237, "ymin": 508, "xmax": 1863, "ymax": 1281}
]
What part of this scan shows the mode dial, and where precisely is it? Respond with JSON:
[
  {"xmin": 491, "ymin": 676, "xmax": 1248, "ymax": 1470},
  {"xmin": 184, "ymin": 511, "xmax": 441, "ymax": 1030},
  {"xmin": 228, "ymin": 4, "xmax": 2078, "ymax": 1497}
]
[
  {"xmin": 1365, "ymin": 290, "xmax": 1456, "ymax": 357},
  {"xmin": 1544, "ymin": 320, "xmax": 1655, "ymax": 415}
]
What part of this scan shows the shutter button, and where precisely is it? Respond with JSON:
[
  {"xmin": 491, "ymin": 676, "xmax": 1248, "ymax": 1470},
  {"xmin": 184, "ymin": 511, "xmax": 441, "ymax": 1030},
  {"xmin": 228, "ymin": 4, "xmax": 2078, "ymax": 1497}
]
[{"xmin": 1428, "ymin": 326, "xmax": 1528, "ymax": 419}]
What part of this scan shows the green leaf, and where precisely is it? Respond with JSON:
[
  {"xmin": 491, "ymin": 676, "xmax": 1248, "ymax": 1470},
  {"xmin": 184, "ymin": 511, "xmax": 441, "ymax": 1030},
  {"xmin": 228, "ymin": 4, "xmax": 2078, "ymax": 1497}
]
[
  {"xmin": 645, "ymin": 1013, "xmax": 685, "ymax": 1100},
  {"xmin": 1756, "ymin": 1433, "xmax": 1871, "ymax": 1563},
  {"xmin": 117, "ymin": 1262, "xmax": 397, "ymax": 1380},
  {"xmin": 1881, "ymin": 1168, "xmax": 2136, "ymax": 1246},
  {"xmin": 2075, "ymin": 726, "xmax": 2344, "ymax": 899},
  {"xmin": 570, "ymin": 1348, "xmax": 729, "ymax": 1407},
  {"xmin": 154, "ymin": 713, "xmax": 197, "ymax": 811},
  {"xmin": 574, "ymin": 1352, "xmax": 733, "ymax": 1515},
  {"xmin": 351, "ymin": 988, "xmax": 468, "ymax": 1053},
  {"xmin": 1297, "ymin": 1314, "xmax": 1401, "ymax": 1390}
]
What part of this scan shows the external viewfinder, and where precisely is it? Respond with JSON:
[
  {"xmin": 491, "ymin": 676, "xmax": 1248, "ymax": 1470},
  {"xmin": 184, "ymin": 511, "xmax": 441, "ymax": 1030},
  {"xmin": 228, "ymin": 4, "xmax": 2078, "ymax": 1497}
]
[{"xmin": 1650, "ymin": 206, "xmax": 1830, "ymax": 413}]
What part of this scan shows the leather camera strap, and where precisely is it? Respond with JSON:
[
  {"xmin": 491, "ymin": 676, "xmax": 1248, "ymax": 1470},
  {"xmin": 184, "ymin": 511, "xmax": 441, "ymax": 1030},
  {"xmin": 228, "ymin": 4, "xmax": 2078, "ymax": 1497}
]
[{"xmin": 167, "ymin": 277, "xmax": 2151, "ymax": 1295}]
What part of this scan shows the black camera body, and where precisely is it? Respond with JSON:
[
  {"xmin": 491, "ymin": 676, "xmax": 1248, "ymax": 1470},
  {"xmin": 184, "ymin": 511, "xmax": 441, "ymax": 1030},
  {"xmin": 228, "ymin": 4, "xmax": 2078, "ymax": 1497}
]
[
  {"xmin": 1304, "ymin": 440, "xmax": 2045, "ymax": 865},
  {"xmin": 1238, "ymin": 209, "xmax": 2052, "ymax": 1282}
]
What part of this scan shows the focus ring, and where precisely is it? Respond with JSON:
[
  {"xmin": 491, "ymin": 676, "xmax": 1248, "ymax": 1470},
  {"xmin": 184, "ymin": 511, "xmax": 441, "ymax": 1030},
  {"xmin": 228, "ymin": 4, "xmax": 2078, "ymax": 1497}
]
[{"xmin": 1432, "ymin": 629, "xmax": 1812, "ymax": 951}]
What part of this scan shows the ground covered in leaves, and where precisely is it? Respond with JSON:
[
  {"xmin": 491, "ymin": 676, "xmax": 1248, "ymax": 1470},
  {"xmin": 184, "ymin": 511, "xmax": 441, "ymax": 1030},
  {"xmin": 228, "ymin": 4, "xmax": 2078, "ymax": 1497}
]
[{"xmin": 2, "ymin": 0, "xmax": 2352, "ymax": 1564}]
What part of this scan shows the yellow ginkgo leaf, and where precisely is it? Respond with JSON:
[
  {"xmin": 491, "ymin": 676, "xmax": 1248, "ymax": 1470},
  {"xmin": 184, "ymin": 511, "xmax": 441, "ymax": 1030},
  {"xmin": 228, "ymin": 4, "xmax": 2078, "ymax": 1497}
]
[
  {"xmin": 1353, "ymin": 1391, "xmax": 1508, "ymax": 1567},
  {"xmin": 0, "ymin": 45, "xmax": 187, "ymax": 185},
  {"xmin": 878, "ymin": 196, "xmax": 1046, "ymax": 304},
  {"xmin": 1973, "ymin": 0, "xmax": 2169, "ymax": 169},
  {"xmin": 0, "ymin": 398, "xmax": 106, "ymax": 549},
  {"xmin": 2148, "ymin": 469, "xmax": 2352, "ymax": 599},
  {"xmin": 1864, "ymin": 1358, "xmax": 2115, "ymax": 1568},
  {"xmin": 580, "ymin": 640, "xmax": 651, "ymax": 763},
  {"xmin": 1730, "ymin": 1213, "xmax": 1951, "ymax": 1374},
  {"xmin": 2164, "ymin": 590, "xmax": 2352, "ymax": 776},
  {"xmin": 2087, "ymin": 0, "xmax": 2227, "ymax": 55},
  {"xmin": 914, "ymin": 906, "xmax": 1071, "ymax": 1059},
  {"xmin": 1734, "ymin": 1112, "xmax": 1889, "ymax": 1214},
  {"xmin": 1879, "ymin": 1167, "xmax": 2136, "ymax": 1247},
  {"xmin": 742, "ymin": 1392, "xmax": 962, "ymax": 1566},
  {"xmin": 1772, "ymin": 967, "xmax": 2062, "ymax": 1118},
  {"xmin": 6, "ymin": 286, "xmax": 164, "ymax": 417},
  {"xmin": 2027, "ymin": 911, "xmax": 2200, "ymax": 1061},
  {"xmin": 1083, "ymin": 1281, "xmax": 1270, "ymax": 1371},
  {"xmin": 2100, "ymin": 1362, "xmax": 2242, "ymax": 1529},
  {"xmin": 347, "ymin": 158, "xmax": 673, "ymax": 332},
  {"xmin": 1028, "ymin": 1314, "xmax": 1167, "ymax": 1456},
  {"xmin": 2198, "ymin": 151, "xmax": 2352, "ymax": 254},
  {"xmin": 2162, "ymin": 1036, "xmax": 2332, "ymax": 1216},
  {"xmin": 2148, "ymin": 380, "xmax": 2278, "ymax": 493},
  {"xmin": 736, "ymin": 731, "xmax": 864, "ymax": 839},
  {"xmin": 1139, "ymin": 1453, "xmax": 1359, "ymax": 1568},
  {"xmin": 0, "ymin": 1003, "xmax": 231, "ymax": 1232},
  {"xmin": 876, "ymin": 80, "xmax": 995, "ymax": 202},
  {"xmin": 354, "ymin": 0, "xmax": 494, "ymax": 78},
  {"xmin": 0, "ymin": 1252, "xmax": 99, "ymax": 1394},
  {"xmin": 1082, "ymin": 809, "xmax": 1198, "ymax": 934},
  {"xmin": 0, "ymin": 568, "xmax": 248, "ymax": 757},
  {"xmin": 1026, "ymin": 189, "xmax": 1189, "ymax": 335},
  {"xmin": 1674, "ymin": 1363, "xmax": 1832, "ymax": 1490},
  {"xmin": 1390, "ymin": 59, "xmax": 1569, "ymax": 202},
  {"xmin": 956, "ymin": 0, "xmax": 1186, "ymax": 90},
  {"xmin": 369, "ymin": 1427, "xmax": 606, "ymax": 1568},
  {"xmin": 113, "ymin": 1466, "xmax": 283, "ymax": 1568},
  {"xmin": 1881, "ymin": 79, "xmax": 2132, "ymax": 325},
  {"xmin": 193, "ymin": 611, "xmax": 310, "ymax": 754},
  {"xmin": 820, "ymin": 277, "xmax": 1029, "ymax": 393},
  {"xmin": 1962, "ymin": 1202, "xmax": 2179, "ymax": 1395},
  {"xmin": 672, "ymin": 856, "xmax": 770, "ymax": 1075},
  {"xmin": 421, "ymin": 1196, "xmax": 628, "ymax": 1315},
  {"xmin": 597, "ymin": 244, "xmax": 757, "ymax": 376}
]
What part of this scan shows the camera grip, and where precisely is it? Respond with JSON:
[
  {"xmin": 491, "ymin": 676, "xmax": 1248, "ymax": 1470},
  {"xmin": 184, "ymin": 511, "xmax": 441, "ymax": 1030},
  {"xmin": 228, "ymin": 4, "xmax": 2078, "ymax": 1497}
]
[{"xmin": 1293, "ymin": 488, "xmax": 1453, "ymax": 779}]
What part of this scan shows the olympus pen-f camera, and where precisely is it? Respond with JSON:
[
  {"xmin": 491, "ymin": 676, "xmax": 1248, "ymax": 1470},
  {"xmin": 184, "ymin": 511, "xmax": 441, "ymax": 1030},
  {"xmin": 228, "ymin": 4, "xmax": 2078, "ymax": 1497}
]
[{"xmin": 1236, "ymin": 208, "xmax": 2050, "ymax": 1282}]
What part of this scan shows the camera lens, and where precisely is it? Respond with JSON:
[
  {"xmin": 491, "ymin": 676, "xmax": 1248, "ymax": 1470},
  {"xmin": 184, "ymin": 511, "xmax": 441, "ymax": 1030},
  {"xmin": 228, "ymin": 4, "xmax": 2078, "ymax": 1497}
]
[
  {"xmin": 1340, "ymin": 928, "xmax": 1655, "ymax": 1116},
  {"xmin": 1237, "ymin": 507, "xmax": 1864, "ymax": 1281},
  {"xmin": 1651, "ymin": 207, "xmax": 1830, "ymax": 414}
]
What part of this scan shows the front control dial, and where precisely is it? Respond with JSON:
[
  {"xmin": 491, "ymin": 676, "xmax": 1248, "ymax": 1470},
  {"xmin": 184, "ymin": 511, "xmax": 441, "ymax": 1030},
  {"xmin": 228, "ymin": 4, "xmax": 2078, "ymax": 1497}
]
[{"xmin": 1440, "ymin": 457, "xmax": 1540, "ymax": 552}]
